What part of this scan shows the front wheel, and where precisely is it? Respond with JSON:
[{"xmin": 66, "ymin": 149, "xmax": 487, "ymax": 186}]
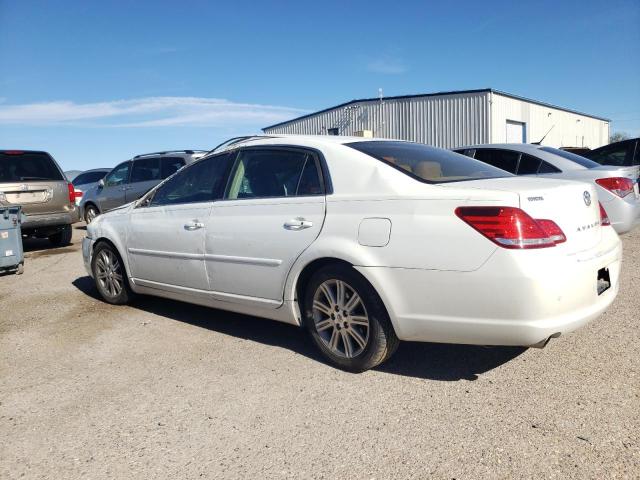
[
  {"xmin": 85, "ymin": 205, "xmax": 99, "ymax": 224},
  {"xmin": 302, "ymin": 265, "xmax": 399, "ymax": 372},
  {"xmin": 91, "ymin": 242, "xmax": 133, "ymax": 305}
]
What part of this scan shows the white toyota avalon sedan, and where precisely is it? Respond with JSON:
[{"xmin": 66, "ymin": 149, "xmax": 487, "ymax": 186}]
[{"xmin": 83, "ymin": 136, "xmax": 621, "ymax": 371}]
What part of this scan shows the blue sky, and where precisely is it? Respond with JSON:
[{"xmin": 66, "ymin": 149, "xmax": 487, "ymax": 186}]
[{"xmin": 1, "ymin": 0, "xmax": 639, "ymax": 171}]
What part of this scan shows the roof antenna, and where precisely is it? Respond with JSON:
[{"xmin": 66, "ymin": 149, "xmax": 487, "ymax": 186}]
[
  {"xmin": 533, "ymin": 124, "xmax": 554, "ymax": 145},
  {"xmin": 378, "ymin": 87, "xmax": 384, "ymax": 102}
]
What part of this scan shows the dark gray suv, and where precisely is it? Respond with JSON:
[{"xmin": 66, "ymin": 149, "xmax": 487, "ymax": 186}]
[{"xmin": 80, "ymin": 150, "xmax": 205, "ymax": 223}]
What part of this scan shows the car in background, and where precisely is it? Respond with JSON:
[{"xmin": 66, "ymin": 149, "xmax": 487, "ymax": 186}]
[
  {"xmin": 71, "ymin": 168, "xmax": 110, "ymax": 207},
  {"xmin": 454, "ymin": 143, "xmax": 640, "ymax": 234},
  {"xmin": 83, "ymin": 136, "xmax": 620, "ymax": 371},
  {"xmin": 560, "ymin": 147, "xmax": 591, "ymax": 156},
  {"xmin": 0, "ymin": 150, "xmax": 79, "ymax": 246},
  {"xmin": 80, "ymin": 150, "xmax": 206, "ymax": 223},
  {"xmin": 582, "ymin": 138, "xmax": 640, "ymax": 167},
  {"xmin": 64, "ymin": 170, "xmax": 83, "ymax": 182}
]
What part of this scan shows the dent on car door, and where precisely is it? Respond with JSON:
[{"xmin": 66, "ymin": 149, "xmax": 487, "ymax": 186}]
[
  {"xmin": 127, "ymin": 154, "xmax": 233, "ymax": 290},
  {"xmin": 205, "ymin": 147, "xmax": 327, "ymax": 305},
  {"xmin": 98, "ymin": 161, "xmax": 130, "ymax": 211}
]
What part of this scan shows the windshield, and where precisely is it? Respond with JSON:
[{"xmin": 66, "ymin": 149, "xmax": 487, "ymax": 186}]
[
  {"xmin": 540, "ymin": 147, "xmax": 601, "ymax": 169},
  {"xmin": 347, "ymin": 141, "xmax": 513, "ymax": 183},
  {"xmin": 0, "ymin": 151, "xmax": 64, "ymax": 182}
]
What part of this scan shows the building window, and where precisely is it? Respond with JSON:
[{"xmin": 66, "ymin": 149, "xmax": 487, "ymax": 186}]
[{"xmin": 327, "ymin": 128, "xmax": 339, "ymax": 136}]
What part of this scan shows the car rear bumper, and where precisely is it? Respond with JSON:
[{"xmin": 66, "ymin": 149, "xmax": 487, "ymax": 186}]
[
  {"xmin": 21, "ymin": 208, "xmax": 80, "ymax": 231},
  {"xmin": 358, "ymin": 228, "xmax": 622, "ymax": 347},
  {"xmin": 602, "ymin": 195, "xmax": 640, "ymax": 234}
]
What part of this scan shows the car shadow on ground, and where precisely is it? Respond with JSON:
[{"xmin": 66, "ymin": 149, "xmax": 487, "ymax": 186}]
[{"xmin": 72, "ymin": 275, "xmax": 526, "ymax": 381}]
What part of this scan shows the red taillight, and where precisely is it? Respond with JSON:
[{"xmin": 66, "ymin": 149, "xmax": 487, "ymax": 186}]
[
  {"xmin": 3, "ymin": 150, "xmax": 25, "ymax": 155},
  {"xmin": 535, "ymin": 219, "xmax": 566, "ymax": 244},
  {"xmin": 599, "ymin": 202, "xmax": 611, "ymax": 226},
  {"xmin": 67, "ymin": 183, "xmax": 75, "ymax": 203},
  {"xmin": 74, "ymin": 190, "xmax": 83, "ymax": 200},
  {"xmin": 595, "ymin": 177, "xmax": 635, "ymax": 198},
  {"xmin": 455, "ymin": 206, "xmax": 560, "ymax": 249}
]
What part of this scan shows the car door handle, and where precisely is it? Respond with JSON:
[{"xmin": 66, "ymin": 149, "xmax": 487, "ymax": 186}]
[
  {"xmin": 284, "ymin": 218, "xmax": 313, "ymax": 230},
  {"xmin": 184, "ymin": 220, "xmax": 205, "ymax": 231}
]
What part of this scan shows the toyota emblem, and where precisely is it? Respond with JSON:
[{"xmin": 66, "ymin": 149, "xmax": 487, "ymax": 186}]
[{"xmin": 583, "ymin": 191, "xmax": 591, "ymax": 206}]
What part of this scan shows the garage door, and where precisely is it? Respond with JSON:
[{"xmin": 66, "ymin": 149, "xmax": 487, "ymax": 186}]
[{"xmin": 506, "ymin": 120, "xmax": 526, "ymax": 143}]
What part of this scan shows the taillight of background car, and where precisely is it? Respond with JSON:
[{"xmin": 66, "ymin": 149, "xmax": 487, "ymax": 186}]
[
  {"xmin": 595, "ymin": 177, "xmax": 635, "ymax": 198},
  {"xmin": 455, "ymin": 206, "xmax": 566, "ymax": 249},
  {"xmin": 599, "ymin": 202, "xmax": 611, "ymax": 226}
]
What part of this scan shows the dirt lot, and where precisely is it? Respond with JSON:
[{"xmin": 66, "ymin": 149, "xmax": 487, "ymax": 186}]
[{"xmin": 1, "ymin": 225, "xmax": 639, "ymax": 479}]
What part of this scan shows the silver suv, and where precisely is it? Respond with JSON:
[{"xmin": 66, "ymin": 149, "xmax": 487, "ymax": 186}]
[
  {"xmin": 80, "ymin": 150, "xmax": 206, "ymax": 223},
  {"xmin": 0, "ymin": 150, "xmax": 80, "ymax": 246}
]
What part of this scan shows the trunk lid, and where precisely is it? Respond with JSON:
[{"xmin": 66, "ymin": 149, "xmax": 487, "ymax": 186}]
[{"xmin": 442, "ymin": 177, "xmax": 603, "ymax": 253}]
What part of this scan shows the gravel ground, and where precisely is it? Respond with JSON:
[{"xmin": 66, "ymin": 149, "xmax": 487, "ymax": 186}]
[{"xmin": 1, "ymin": 225, "xmax": 639, "ymax": 479}]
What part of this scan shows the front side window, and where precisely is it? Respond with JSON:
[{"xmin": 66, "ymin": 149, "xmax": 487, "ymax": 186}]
[
  {"xmin": 347, "ymin": 141, "xmax": 512, "ymax": 183},
  {"xmin": 585, "ymin": 142, "xmax": 632, "ymax": 167},
  {"xmin": 130, "ymin": 157, "xmax": 161, "ymax": 183},
  {"xmin": 149, "ymin": 153, "xmax": 234, "ymax": 207},
  {"xmin": 104, "ymin": 162, "xmax": 131, "ymax": 187},
  {"xmin": 225, "ymin": 149, "xmax": 323, "ymax": 199}
]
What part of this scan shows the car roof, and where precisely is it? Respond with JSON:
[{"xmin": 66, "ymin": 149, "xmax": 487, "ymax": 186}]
[
  {"xmin": 212, "ymin": 134, "xmax": 414, "ymax": 153},
  {"xmin": 132, "ymin": 149, "xmax": 207, "ymax": 159}
]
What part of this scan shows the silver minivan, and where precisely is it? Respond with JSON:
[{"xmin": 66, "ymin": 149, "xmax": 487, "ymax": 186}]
[{"xmin": 80, "ymin": 150, "xmax": 205, "ymax": 223}]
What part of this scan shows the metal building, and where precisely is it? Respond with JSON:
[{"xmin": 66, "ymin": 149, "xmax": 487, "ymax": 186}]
[{"xmin": 262, "ymin": 89, "xmax": 610, "ymax": 149}]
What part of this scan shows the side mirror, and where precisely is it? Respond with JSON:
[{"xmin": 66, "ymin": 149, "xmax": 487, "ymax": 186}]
[{"xmin": 98, "ymin": 179, "xmax": 105, "ymax": 188}]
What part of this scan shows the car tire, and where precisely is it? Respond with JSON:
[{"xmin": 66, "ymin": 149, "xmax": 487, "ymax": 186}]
[
  {"xmin": 91, "ymin": 241, "xmax": 134, "ymax": 305},
  {"xmin": 48, "ymin": 225, "xmax": 72, "ymax": 247},
  {"xmin": 85, "ymin": 205, "xmax": 99, "ymax": 224},
  {"xmin": 302, "ymin": 264, "xmax": 399, "ymax": 372}
]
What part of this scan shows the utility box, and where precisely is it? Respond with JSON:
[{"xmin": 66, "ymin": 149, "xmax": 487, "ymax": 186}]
[
  {"xmin": 0, "ymin": 206, "xmax": 24, "ymax": 275},
  {"xmin": 354, "ymin": 130, "xmax": 373, "ymax": 138}
]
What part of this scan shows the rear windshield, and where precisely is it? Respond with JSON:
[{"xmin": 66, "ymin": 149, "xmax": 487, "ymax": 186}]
[
  {"xmin": 0, "ymin": 152, "xmax": 64, "ymax": 182},
  {"xmin": 347, "ymin": 141, "xmax": 513, "ymax": 183},
  {"xmin": 539, "ymin": 147, "xmax": 601, "ymax": 169},
  {"xmin": 72, "ymin": 170, "xmax": 108, "ymax": 186}
]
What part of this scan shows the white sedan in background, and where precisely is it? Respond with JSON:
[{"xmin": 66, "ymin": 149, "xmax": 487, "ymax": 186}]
[
  {"xmin": 83, "ymin": 136, "xmax": 621, "ymax": 371},
  {"xmin": 454, "ymin": 143, "xmax": 640, "ymax": 234}
]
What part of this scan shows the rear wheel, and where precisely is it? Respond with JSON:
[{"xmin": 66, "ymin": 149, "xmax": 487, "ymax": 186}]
[
  {"xmin": 85, "ymin": 205, "xmax": 99, "ymax": 224},
  {"xmin": 302, "ymin": 265, "xmax": 399, "ymax": 372},
  {"xmin": 48, "ymin": 225, "xmax": 72, "ymax": 246},
  {"xmin": 91, "ymin": 242, "xmax": 133, "ymax": 305}
]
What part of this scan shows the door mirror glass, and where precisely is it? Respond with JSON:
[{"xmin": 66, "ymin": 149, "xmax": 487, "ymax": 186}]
[{"xmin": 98, "ymin": 178, "xmax": 105, "ymax": 188}]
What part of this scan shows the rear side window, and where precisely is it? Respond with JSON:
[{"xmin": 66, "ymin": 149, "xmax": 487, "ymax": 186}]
[
  {"xmin": 473, "ymin": 149, "xmax": 519, "ymax": 174},
  {"xmin": 0, "ymin": 151, "xmax": 64, "ymax": 182},
  {"xmin": 517, "ymin": 154, "xmax": 542, "ymax": 175},
  {"xmin": 347, "ymin": 141, "xmax": 511, "ymax": 183},
  {"xmin": 226, "ymin": 149, "xmax": 323, "ymax": 199},
  {"xmin": 538, "ymin": 161, "xmax": 561, "ymax": 174},
  {"xmin": 131, "ymin": 157, "xmax": 161, "ymax": 183},
  {"xmin": 72, "ymin": 171, "xmax": 107, "ymax": 186},
  {"xmin": 160, "ymin": 157, "xmax": 185, "ymax": 178},
  {"xmin": 150, "ymin": 153, "xmax": 234, "ymax": 207}
]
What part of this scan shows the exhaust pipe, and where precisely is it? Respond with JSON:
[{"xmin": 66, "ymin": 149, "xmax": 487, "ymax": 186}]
[{"xmin": 530, "ymin": 332, "xmax": 561, "ymax": 349}]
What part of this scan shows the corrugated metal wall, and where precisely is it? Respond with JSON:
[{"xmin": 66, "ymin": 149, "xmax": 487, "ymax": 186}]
[
  {"xmin": 490, "ymin": 92, "xmax": 609, "ymax": 148},
  {"xmin": 264, "ymin": 92, "xmax": 491, "ymax": 149}
]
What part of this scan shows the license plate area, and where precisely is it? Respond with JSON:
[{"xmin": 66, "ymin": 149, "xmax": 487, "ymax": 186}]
[{"xmin": 597, "ymin": 267, "xmax": 611, "ymax": 295}]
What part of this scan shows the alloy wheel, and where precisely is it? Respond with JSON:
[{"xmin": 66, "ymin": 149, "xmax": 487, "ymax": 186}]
[
  {"xmin": 312, "ymin": 279, "xmax": 370, "ymax": 358},
  {"xmin": 95, "ymin": 249, "xmax": 124, "ymax": 298}
]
